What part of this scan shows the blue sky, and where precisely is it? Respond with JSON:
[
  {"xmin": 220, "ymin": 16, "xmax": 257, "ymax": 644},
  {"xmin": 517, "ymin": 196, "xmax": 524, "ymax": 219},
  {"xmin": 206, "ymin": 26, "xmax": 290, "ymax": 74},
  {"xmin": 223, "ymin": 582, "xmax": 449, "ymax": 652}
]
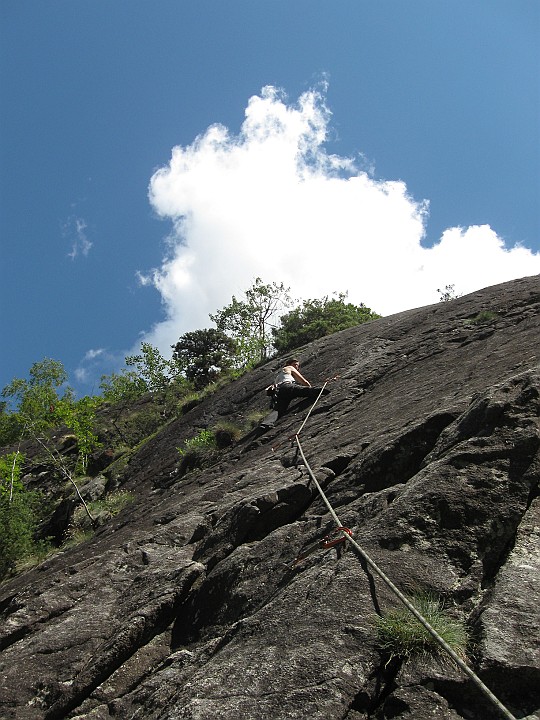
[{"xmin": 1, "ymin": 0, "xmax": 539, "ymax": 398}]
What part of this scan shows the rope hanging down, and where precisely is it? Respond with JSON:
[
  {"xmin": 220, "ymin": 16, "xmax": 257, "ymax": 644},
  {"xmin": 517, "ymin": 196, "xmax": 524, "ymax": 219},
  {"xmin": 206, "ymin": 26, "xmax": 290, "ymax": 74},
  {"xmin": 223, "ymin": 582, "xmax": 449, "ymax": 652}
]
[{"xmin": 291, "ymin": 389, "xmax": 518, "ymax": 720}]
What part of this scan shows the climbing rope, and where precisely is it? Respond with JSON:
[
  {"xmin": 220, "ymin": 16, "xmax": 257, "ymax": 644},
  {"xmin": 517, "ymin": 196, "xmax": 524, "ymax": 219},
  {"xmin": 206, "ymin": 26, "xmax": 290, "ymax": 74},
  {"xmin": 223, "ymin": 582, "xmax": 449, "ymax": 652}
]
[
  {"xmin": 291, "ymin": 392, "xmax": 518, "ymax": 720},
  {"xmin": 295, "ymin": 379, "xmax": 331, "ymax": 436}
]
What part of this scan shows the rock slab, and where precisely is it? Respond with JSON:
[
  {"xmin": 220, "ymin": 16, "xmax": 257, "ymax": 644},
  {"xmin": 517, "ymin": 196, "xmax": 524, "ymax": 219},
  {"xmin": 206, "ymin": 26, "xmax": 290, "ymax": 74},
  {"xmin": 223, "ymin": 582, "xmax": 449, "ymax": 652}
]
[{"xmin": 1, "ymin": 276, "xmax": 539, "ymax": 720}]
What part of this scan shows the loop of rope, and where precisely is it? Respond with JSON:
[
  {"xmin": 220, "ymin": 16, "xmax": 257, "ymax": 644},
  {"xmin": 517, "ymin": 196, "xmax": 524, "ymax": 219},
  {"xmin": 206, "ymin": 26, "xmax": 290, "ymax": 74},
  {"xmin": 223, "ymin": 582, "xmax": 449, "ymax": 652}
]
[{"xmin": 291, "ymin": 392, "xmax": 518, "ymax": 720}]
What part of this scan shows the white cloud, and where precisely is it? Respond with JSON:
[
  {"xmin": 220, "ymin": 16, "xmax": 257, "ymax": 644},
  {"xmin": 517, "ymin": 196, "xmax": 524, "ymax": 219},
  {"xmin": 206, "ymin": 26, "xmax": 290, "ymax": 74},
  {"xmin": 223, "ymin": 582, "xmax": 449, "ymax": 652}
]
[
  {"xmin": 141, "ymin": 84, "xmax": 540, "ymax": 357},
  {"xmin": 83, "ymin": 348, "xmax": 105, "ymax": 361},
  {"xmin": 74, "ymin": 347, "xmax": 125, "ymax": 394},
  {"xmin": 65, "ymin": 216, "xmax": 92, "ymax": 260},
  {"xmin": 74, "ymin": 367, "xmax": 89, "ymax": 383}
]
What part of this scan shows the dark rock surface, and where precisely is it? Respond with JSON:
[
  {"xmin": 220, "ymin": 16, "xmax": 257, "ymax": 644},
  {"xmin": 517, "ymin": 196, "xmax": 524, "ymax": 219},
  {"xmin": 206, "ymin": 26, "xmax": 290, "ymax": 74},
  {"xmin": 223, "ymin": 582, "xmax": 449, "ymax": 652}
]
[{"xmin": 1, "ymin": 275, "xmax": 539, "ymax": 720}]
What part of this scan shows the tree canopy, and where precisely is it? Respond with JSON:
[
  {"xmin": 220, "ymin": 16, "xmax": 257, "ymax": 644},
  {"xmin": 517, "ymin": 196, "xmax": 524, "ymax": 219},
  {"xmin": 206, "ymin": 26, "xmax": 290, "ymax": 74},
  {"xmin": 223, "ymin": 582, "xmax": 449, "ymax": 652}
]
[
  {"xmin": 210, "ymin": 277, "xmax": 292, "ymax": 368},
  {"xmin": 1, "ymin": 358, "xmax": 73, "ymax": 435},
  {"xmin": 272, "ymin": 293, "xmax": 381, "ymax": 355},
  {"xmin": 172, "ymin": 328, "xmax": 236, "ymax": 389}
]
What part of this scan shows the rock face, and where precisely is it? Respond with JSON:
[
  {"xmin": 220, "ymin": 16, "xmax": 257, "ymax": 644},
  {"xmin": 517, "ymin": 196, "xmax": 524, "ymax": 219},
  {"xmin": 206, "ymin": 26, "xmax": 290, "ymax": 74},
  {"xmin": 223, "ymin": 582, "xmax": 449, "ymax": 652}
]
[{"xmin": 1, "ymin": 276, "xmax": 539, "ymax": 720}]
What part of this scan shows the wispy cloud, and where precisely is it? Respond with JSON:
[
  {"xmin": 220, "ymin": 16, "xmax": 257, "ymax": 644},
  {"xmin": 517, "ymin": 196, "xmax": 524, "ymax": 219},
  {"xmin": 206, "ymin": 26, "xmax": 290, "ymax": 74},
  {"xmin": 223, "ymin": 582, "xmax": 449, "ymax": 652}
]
[
  {"xmin": 74, "ymin": 367, "xmax": 90, "ymax": 383},
  {"xmin": 74, "ymin": 347, "xmax": 122, "ymax": 393},
  {"xmin": 64, "ymin": 216, "xmax": 92, "ymax": 260},
  {"xmin": 83, "ymin": 348, "xmax": 105, "ymax": 361},
  {"xmin": 139, "ymin": 84, "xmax": 540, "ymax": 357}
]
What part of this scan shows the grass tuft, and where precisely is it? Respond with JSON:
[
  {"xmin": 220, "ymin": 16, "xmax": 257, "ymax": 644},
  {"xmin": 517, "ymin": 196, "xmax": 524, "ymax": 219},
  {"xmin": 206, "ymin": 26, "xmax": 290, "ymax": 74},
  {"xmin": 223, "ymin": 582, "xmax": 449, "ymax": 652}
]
[
  {"xmin": 246, "ymin": 410, "xmax": 268, "ymax": 428},
  {"xmin": 375, "ymin": 593, "xmax": 469, "ymax": 663},
  {"xmin": 65, "ymin": 490, "xmax": 135, "ymax": 544},
  {"xmin": 212, "ymin": 421, "xmax": 243, "ymax": 448},
  {"xmin": 177, "ymin": 430, "xmax": 220, "ymax": 476}
]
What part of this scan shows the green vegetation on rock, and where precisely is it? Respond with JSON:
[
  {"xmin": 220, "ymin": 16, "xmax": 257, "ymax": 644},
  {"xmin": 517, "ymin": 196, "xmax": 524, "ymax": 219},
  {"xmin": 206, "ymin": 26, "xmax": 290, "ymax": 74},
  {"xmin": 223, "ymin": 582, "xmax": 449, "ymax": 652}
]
[{"xmin": 375, "ymin": 593, "xmax": 469, "ymax": 663}]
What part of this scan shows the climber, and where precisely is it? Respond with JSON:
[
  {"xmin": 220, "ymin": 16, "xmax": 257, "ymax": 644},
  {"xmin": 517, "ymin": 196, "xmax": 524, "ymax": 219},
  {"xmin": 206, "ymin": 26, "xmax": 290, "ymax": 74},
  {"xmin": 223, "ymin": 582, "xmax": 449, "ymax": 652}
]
[{"xmin": 270, "ymin": 358, "xmax": 330, "ymax": 419}]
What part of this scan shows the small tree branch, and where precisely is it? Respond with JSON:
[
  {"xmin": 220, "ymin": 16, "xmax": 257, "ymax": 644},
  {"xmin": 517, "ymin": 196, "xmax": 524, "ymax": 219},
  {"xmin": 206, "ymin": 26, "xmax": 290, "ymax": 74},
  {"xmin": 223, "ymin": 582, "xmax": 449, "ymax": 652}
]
[{"xmin": 33, "ymin": 433, "xmax": 95, "ymax": 525}]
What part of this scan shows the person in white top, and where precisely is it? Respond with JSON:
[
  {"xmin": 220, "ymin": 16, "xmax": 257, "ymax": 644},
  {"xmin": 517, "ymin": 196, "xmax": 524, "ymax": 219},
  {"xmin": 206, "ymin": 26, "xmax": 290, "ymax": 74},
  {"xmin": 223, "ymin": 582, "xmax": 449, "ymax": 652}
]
[
  {"xmin": 274, "ymin": 358, "xmax": 311, "ymax": 387},
  {"xmin": 271, "ymin": 358, "xmax": 329, "ymax": 418}
]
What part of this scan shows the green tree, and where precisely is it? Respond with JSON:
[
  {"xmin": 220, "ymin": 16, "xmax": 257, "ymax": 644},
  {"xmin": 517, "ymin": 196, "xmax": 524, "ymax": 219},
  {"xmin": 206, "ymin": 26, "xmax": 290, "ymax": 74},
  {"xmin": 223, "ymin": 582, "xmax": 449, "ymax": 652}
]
[
  {"xmin": 210, "ymin": 278, "xmax": 292, "ymax": 367},
  {"xmin": 437, "ymin": 284, "xmax": 462, "ymax": 302},
  {"xmin": 172, "ymin": 329, "xmax": 236, "ymax": 389},
  {"xmin": 2, "ymin": 358, "xmax": 73, "ymax": 433},
  {"xmin": 99, "ymin": 369, "xmax": 148, "ymax": 404},
  {"xmin": 0, "ymin": 451, "xmax": 24, "ymax": 502},
  {"xmin": 55, "ymin": 396, "xmax": 102, "ymax": 475},
  {"xmin": 272, "ymin": 292, "xmax": 381, "ymax": 354},
  {"xmin": 0, "ymin": 401, "xmax": 21, "ymax": 447},
  {"xmin": 1, "ymin": 358, "xmax": 101, "ymax": 473},
  {"xmin": 0, "ymin": 452, "xmax": 43, "ymax": 578},
  {"xmin": 1, "ymin": 359, "xmax": 100, "ymax": 526},
  {"xmin": 125, "ymin": 342, "xmax": 178, "ymax": 394}
]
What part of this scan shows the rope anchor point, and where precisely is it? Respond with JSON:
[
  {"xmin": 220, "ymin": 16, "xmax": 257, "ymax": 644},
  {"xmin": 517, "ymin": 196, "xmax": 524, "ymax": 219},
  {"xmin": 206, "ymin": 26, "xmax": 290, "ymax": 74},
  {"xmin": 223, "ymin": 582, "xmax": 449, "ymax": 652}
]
[{"xmin": 293, "ymin": 526, "xmax": 353, "ymax": 565}]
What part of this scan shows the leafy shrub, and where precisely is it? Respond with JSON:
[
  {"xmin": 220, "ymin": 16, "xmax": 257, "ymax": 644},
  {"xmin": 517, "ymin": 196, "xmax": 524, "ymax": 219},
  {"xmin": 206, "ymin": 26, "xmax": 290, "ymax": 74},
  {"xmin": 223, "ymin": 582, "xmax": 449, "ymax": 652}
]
[
  {"xmin": 375, "ymin": 593, "xmax": 468, "ymax": 663},
  {"xmin": 178, "ymin": 429, "xmax": 216, "ymax": 456}
]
